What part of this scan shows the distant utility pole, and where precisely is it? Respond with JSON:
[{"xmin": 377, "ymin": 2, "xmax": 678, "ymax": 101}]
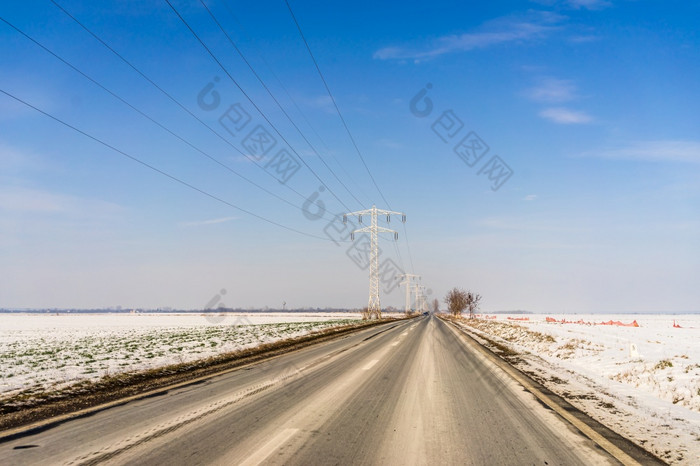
[
  {"xmin": 398, "ymin": 274, "xmax": 421, "ymax": 314},
  {"xmin": 345, "ymin": 205, "xmax": 406, "ymax": 319}
]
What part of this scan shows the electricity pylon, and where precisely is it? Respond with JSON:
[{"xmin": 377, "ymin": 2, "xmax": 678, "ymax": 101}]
[
  {"xmin": 344, "ymin": 205, "xmax": 406, "ymax": 319},
  {"xmin": 419, "ymin": 286, "xmax": 428, "ymax": 312},
  {"xmin": 413, "ymin": 284, "xmax": 427, "ymax": 313},
  {"xmin": 398, "ymin": 274, "xmax": 421, "ymax": 314}
]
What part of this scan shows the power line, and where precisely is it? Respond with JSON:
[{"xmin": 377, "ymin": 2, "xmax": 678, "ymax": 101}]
[
  {"xmin": 401, "ymin": 222, "xmax": 416, "ymax": 274},
  {"xmin": 48, "ymin": 0, "xmax": 327, "ymax": 217},
  {"xmin": 199, "ymin": 0, "xmax": 365, "ymax": 209},
  {"xmin": 378, "ymin": 233, "xmax": 405, "ymax": 272},
  {"xmin": 284, "ymin": 0, "xmax": 418, "ymax": 274},
  {"xmin": 284, "ymin": 0, "xmax": 391, "ymax": 209},
  {"xmin": 219, "ymin": 0, "xmax": 371, "ymax": 206},
  {"xmin": 0, "ymin": 16, "xmax": 338, "ymax": 224},
  {"xmin": 165, "ymin": 0, "xmax": 354, "ymax": 213},
  {"xmin": 0, "ymin": 88, "xmax": 334, "ymax": 241},
  {"xmin": 283, "ymin": 0, "xmax": 418, "ymax": 274}
]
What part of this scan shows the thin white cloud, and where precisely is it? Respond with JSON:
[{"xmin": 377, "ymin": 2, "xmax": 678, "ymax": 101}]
[
  {"xmin": 0, "ymin": 76, "xmax": 59, "ymax": 121},
  {"xmin": 231, "ymin": 154, "xmax": 256, "ymax": 163},
  {"xmin": 308, "ymin": 95, "xmax": 332, "ymax": 108},
  {"xmin": 0, "ymin": 143, "xmax": 44, "ymax": 172},
  {"xmin": 179, "ymin": 216, "xmax": 238, "ymax": 227},
  {"xmin": 0, "ymin": 186, "xmax": 124, "ymax": 216},
  {"xmin": 567, "ymin": 0, "xmax": 611, "ymax": 10},
  {"xmin": 373, "ymin": 11, "xmax": 566, "ymax": 61},
  {"xmin": 526, "ymin": 77, "xmax": 578, "ymax": 103},
  {"xmin": 376, "ymin": 138, "xmax": 403, "ymax": 149},
  {"xmin": 539, "ymin": 107, "xmax": 593, "ymax": 124},
  {"xmin": 523, "ymin": 194, "xmax": 538, "ymax": 201},
  {"xmin": 531, "ymin": 0, "xmax": 611, "ymax": 10},
  {"xmin": 297, "ymin": 94, "xmax": 334, "ymax": 114},
  {"xmin": 0, "ymin": 94, "xmax": 39, "ymax": 121},
  {"xmin": 568, "ymin": 34, "xmax": 601, "ymax": 43},
  {"xmin": 579, "ymin": 140, "xmax": 700, "ymax": 163},
  {"xmin": 476, "ymin": 216, "xmax": 585, "ymax": 233}
]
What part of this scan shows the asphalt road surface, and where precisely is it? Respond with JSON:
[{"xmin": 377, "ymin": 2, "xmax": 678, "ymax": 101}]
[{"xmin": 1, "ymin": 315, "xmax": 618, "ymax": 465}]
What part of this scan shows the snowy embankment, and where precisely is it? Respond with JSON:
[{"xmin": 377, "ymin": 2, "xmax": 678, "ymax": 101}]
[
  {"xmin": 0, "ymin": 313, "xmax": 361, "ymax": 400},
  {"xmin": 451, "ymin": 314, "xmax": 700, "ymax": 465}
]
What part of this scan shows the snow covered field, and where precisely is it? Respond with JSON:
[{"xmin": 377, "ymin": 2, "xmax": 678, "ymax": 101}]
[
  {"xmin": 0, "ymin": 312, "xmax": 361, "ymax": 400},
  {"xmin": 454, "ymin": 313, "xmax": 700, "ymax": 465}
]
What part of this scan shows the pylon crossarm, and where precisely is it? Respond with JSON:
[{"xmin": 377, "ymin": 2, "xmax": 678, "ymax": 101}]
[
  {"xmin": 352, "ymin": 226, "xmax": 396, "ymax": 234},
  {"xmin": 344, "ymin": 209, "xmax": 372, "ymax": 217},
  {"xmin": 376, "ymin": 209, "xmax": 404, "ymax": 216},
  {"xmin": 345, "ymin": 208, "xmax": 403, "ymax": 217}
]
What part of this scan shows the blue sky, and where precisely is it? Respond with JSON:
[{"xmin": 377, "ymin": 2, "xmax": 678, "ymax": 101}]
[{"xmin": 1, "ymin": 0, "xmax": 698, "ymax": 312}]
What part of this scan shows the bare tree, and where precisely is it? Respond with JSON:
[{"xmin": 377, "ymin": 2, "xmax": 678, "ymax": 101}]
[
  {"xmin": 360, "ymin": 307, "xmax": 370, "ymax": 320},
  {"xmin": 444, "ymin": 288, "xmax": 468, "ymax": 316},
  {"xmin": 466, "ymin": 291, "xmax": 482, "ymax": 319},
  {"xmin": 431, "ymin": 298, "xmax": 439, "ymax": 314}
]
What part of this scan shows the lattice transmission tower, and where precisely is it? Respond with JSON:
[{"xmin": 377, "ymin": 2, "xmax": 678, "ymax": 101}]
[
  {"xmin": 412, "ymin": 283, "xmax": 425, "ymax": 313},
  {"xmin": 398, "ymin": 274, "xmax": 421, "ymax": 314},
  {"xmin": 344, "ymin": 205, "xmax": 406, "ymax": 319},
  {"xmin": 415, "ymin": 285, "xmax": 427, "ymax": 313}
]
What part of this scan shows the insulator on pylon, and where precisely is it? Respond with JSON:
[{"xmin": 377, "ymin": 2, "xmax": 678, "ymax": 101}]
[
  {"xmin": 394, "ymin": 232, "xmax": 399, "ymax": 241},
  {"xmin": 343, "ymin": 214, "xmax": 347, "ymax": 224},
  {"xmin": 358, "ymin": 215, "xmax": 362, "ymax": 224},
  {"xmin": 386, "ymin": 214, "xmax": 390, "ymax": 222},
  {"xmin": 350, "ymin": 232, "xmax": 354, "ymax": 241},
  {"xmin": 402, "ymin": 214, "xmax": 406, "ymax": 223}
]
